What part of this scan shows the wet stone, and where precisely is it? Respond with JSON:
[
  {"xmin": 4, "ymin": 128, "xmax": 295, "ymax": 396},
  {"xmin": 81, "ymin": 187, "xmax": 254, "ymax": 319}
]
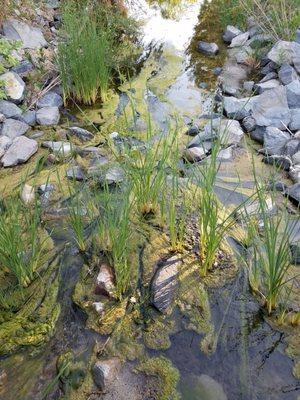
[
  {"xmin": 92, "ymin": 358, "xmax": 121, "ymax": 391},
  {"xmin": 151, "ymin": 256, "xmax": 181, "ymax": 315},
  {"xmin": 198, "ymin": 41, "xmax": 219, "ymax": 56},
  {"xmin": 182, "ymin": 374, "xmax": 227, "ymax": 400},
  {"xmin": 95, "ymin": 264, "xmax": 115, "ymax": 297},
  {"xmin": 66, "ymin": 166, "xmax": 85, "ymax": 181},
  {"xmin": 67, "ymin": 126, "xmax": 94, "ymax": 142}
]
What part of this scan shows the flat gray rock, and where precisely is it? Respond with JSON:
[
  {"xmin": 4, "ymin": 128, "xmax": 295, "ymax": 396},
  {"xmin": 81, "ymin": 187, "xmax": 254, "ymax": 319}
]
[
  {"xmin": 267, "ymin": 40, "xmax": 300, "ymax": 66},
  {"xmin": 0, "ymin": 136, "xmax": 12, "ymax": 158},
  {"xmin": 36, "ymin": 91, "xmax": 63, "ymax": 108},
  {"xmin": 66, "ymin": 165, "xmax": 85, "ymax": 181},
  {"xmin": 211, "ymin": 118, "xmax": 244, "ymax": 144},
  {"xmin": 1, "ymin": 136, "xmax": 38, "ymax": 167},
  {"xmin": 223, "ymin": 96, "xmax": 257, "ymax": 120},
  {"xmin": 3, "ymin": 19, "xmax": 47, "ymax": 49},
  {"xmin": 67, "ymin": 126, "xmax": 94, "ymax": 142},
  {"xmin": 286, "ymin": 80, "xmax": 300, "ymax": 109},
  {"xmin": 287, "ymin": 183, "xmax": 300, "ymax": 205},
  {"xmin": 92, "ymin": 358, "xmax": 121, "ymax": 391},
  {"xmin": 198, "ymin": 41, "xmax": 219, "ymax": 56},
  {"xmin": 151, "ymin": 256, "xmax": 181, "ymax": 314},
  {"xmin": 263, "ymin": 127, "xmax": 290, "ymax": 156},
  {"xmin": 0, "ymin": 100, "xmax": 22, "ymax": 118},
  {"xmin": 36, "ymin": 106, "xmax": 60, "ymax": 125},
  {"xmin": 289, "ymin": 109, "xmax": 300, "ymax": 131},
  {"xmin": 278, "ymin": 64, "xmax": 298, "ymax": 85},
  {"xmin": 42, "ymin": 140, "xmax": 72, "ymax": 156},
  {"xmin": 252, "ymin": 86, "xmax": 291, "ymax": 129},
  {"xmin": 1, "ymin": 118, "xmax": 29, "ymax": 139},
  {"xmin": 229, "ymin": 31, "xmax": 249, "ymax": 48},
  {"xmin": 0, "ymin": 72, "xmax": 25, "ymax": 103},
  {"xmin": 254, "ymin": 79, "xmax": 280, "ymax": 94},
  {"xmin": 223, "ymin": 25, "xmax": 242, "ymax": 43}
]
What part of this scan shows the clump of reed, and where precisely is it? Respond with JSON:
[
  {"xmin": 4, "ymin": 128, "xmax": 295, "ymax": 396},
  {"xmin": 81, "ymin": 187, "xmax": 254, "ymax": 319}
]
[
  {"xmin": 96, "ymin": 184, "xmax": 133, "ymax": 300},
  {"xmin": 57, "ymin": 0, "xmax": 139, "ymax": 105},
  {"xmin": 244, "ymin": 176, "xmax": 294, "ymax": 315},
  {"xmin": 0, "ymin": 199, "xmax": 48, "ymax": 287}
]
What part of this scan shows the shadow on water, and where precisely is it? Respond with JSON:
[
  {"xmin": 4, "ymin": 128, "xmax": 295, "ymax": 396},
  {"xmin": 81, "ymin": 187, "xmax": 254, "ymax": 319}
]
[{"xmin": 162, "ymin": 270, "xmax": 299, "ymax": 399}]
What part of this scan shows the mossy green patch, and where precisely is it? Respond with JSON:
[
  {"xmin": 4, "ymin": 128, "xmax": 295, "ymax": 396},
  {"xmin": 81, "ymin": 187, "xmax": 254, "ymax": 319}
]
[
  {"xmin": 137, "ymin": 356, "xmax": 181, "ymax": 400},
  {"xmin": 143, "ymin": 313, "xmax": 177, "ymax": 350}
]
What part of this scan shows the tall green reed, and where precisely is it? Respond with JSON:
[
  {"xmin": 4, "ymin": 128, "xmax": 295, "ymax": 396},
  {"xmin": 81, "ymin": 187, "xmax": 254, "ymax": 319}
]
[
  {"xmin": 244, "ymin": 173, "xmax": 293, "ymax": 315},
  {"xmin": 96, "ymin": 184, "xmax": 133, "ymax": 300},
  {"xmin": 57, "ymin": 0, "xmax": 111, "ymax": 105},
  {"xmin": 0, "ymin": 199, "xmax": 47, "ymax": 287}
]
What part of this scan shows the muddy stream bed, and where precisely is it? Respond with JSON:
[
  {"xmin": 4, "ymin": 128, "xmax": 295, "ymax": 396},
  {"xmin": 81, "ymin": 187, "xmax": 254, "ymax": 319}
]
[{"xmin": 0, "ymin": 1, "xmax": 300, "ymax": 399}]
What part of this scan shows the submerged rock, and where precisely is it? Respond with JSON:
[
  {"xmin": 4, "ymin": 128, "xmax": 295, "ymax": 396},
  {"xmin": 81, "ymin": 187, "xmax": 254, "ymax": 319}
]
[
  {"xmin": 1, "ymin": 136, "xmax": 38, "ymax": 167},
  {"xmin": 3, "ymin": 19, "xmax": 47, "ymax": 49},
  {"xmin": 198, "ymin": 41, "xmax": 219, "ymax": 56},
  {"xmin": 92, "ymin": 358, "xmax": 121, "ymax": 391},
  {"xmin": 181, "ymin": 374, "xmax": 227, "ymax": 400},
  {"xmin": 67, "ymin": 126, "xmax": 94, "ymax": 142},
  {"xmin": 151, "ymin": 256, "xmax": 181, "ymax": 315},
  {"xmin": 95, "ymin": 263, "xmax": 115, "ymax": 297}
]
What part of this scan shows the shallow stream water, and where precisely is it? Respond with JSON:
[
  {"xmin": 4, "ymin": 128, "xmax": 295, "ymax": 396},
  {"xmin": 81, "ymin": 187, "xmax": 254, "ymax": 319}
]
[{"xmin": 0, "ymin": 1, "xmax": 299, "ymax": 399}]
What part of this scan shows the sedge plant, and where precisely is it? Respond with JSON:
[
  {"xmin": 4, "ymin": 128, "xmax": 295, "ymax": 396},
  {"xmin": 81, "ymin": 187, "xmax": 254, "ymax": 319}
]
[
  {"xmin": 96, "ymin": 184, "xmax": 133, "ymax": 300},
  {"xmin": 244, "ymin": 173, "xmax": 294, "ymax": 315}
]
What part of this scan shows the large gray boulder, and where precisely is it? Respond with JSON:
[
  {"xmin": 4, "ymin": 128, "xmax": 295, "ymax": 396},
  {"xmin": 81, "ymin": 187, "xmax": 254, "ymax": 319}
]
[
  {"xmin": 254, "ymin": 79, "xmax": 280, "ymax": 94},
  {"xmin": 0, "ymin": 72, "xmax": 25, "ymax": 104},
  {"xmin": 3, "ymin": 19, "xmax": 47, "ymax": 49},
  {"xmin": 289, "ymin": 109, "xmax": 300, "ymax": 131},
  {"xmin": 267, "ymin": 41, "xmax": 300, "ymax": 66},
  {"xmin": 36, "ymin": 106, "xmax": 60, "ymax": 125},
  {"xmin": 223, "ymin": 96, "xmax": 257, "ymax": 120},
  {"xmin": 252, "ymin": 86, "xmax": 291, "ymax": 129},
  {"xmin": 1, "ymin": 136, "xmax": 38, "ymax": 167},
  {"xmin": 0, "ymin": 100, "xmax": 22, "ymax": 118},
  {"xmin": 0, "ymin": 136, "xmax": 12, "ymax": 158},
  {"xmin": 278, "ymin": 64, "xmax": 298, "ymax": 85},
  {"xmin": 263, "ymin": 127, "xmax": 290, "ymax": 155},
  {"xmin": 223, "ymin": 25, "xmax": 242, "ymax": 43},
  {"xmin": 1, "ymin": 118, "xmax": 29, "ymax": 139},
  {"xmin": 36, "ymin": 91, "xmax": 63, "ymax": 108},
  {"xmin": 198, "ymin": 41, "xmax": 219, "ymax": 56},
  {"xmin": 286, "ymin": 80, "xmax": 300, "ymax": 109},
  {"xmin": 151, "ymin": 256, "xmax": 181, "ymax": 314}
]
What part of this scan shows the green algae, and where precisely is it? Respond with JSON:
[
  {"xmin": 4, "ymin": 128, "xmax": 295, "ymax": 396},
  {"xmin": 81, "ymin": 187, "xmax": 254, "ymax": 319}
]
[
  {"xmin": 137, "ymin": 356, "xmax": 181, "ymax": 400},
  {"xmin": 0, "ymin": 258, "xmax": 61, "ymax": 355},
  {"xmin": 143, "ymin": 313, "xmax": 177, "ymax": 350}
]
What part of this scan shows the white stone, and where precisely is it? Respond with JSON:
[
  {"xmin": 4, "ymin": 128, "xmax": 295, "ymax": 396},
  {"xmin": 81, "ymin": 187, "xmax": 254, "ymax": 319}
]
[
  {"xmin": 0, "ymin": 72, "xmax": 25, "ymax": 103},
  {"xmin": 20, "ymin": 184, "xmax": 35, "ymax": 204}
]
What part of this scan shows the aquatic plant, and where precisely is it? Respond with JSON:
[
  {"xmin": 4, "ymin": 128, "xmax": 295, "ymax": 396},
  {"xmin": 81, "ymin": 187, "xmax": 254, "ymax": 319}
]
[
  {"xmin": 123, "ymin": 130, "xmax": 177, "ymax": 216},
  {"xmin": 96, "ymin": 184, "xmax": 133, "ymax": 299},
  {"xmin": 0, "ymin": 199, "xmax": 48, "ymax": 287},
  {"xmin": 67, "ymin": 193, "xmax": 89, "ymax": 253},
  {"xmin": 244, "ymin": 178, "xmax": 294, "ymax": 315}
]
